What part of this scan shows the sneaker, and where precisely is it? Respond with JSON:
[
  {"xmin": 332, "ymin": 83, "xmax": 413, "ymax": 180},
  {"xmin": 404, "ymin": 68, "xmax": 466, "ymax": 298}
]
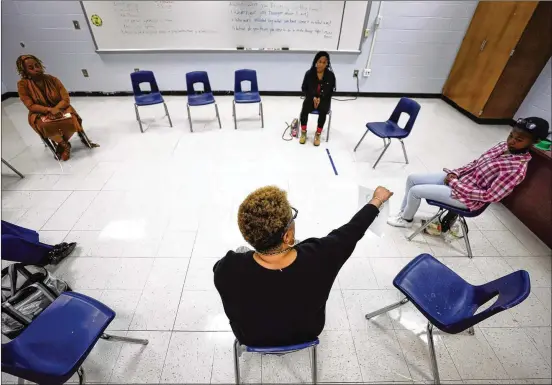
[
  {"xmin": 299, "ymin": 131, "xmax": 307, "ymax": 144},
  {"xmin": 387, "ymin": 216, "xmax": 413, "ymax": 228}
]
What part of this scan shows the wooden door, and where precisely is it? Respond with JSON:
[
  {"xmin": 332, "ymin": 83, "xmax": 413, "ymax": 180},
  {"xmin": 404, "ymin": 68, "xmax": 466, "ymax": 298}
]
[
  {"xmin": 442, "ymin": 1, "xmax": 538, "ymax": 116},
  {"xmin": 482, "ymin": 1, "xmax": 552, "ymax": 119}
]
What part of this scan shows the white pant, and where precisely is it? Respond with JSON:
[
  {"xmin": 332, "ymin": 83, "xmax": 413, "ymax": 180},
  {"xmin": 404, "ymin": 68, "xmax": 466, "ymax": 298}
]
[{"xmin": 400, "ymin": 172, "xmax": 467, "ymax": 220}]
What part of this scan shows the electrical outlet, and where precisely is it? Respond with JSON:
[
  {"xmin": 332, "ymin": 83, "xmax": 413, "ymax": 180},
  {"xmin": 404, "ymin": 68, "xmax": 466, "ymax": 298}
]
[
  {"xmin": 82, "ymin": 69, "xmax": 89, "ymax": 78},
  {"xmin": 353, "ymin": 70, "xmax": 359, "ymax": 78},
  {"xmin": 363, "ymin": 68, "xmax": 371, "ymax": 77}
]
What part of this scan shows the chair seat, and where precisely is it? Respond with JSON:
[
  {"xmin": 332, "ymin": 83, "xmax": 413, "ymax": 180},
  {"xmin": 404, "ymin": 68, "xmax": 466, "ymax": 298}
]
[
  {"xmin": 426, "ymin": 200, "xmax": 489, "ymax": 218},
  {"xmin": 367, "ymin": 121, "xmax": 409, "ymax": 139},
  {"xmin": 310, "ymin": 109, "xmax": 330, "ymax": 116},
  {"xmin": 188, "ymin": 92, "xmax": 216, "ymax": 106},
  {"xmin": 135, "ymin": 92, "xmax": 164, "ymax": 106},
  {"xmin": 1, "ymin": 292, "xmax": 114, "ymax": 384},
  {"xmin": 245, "ymin": 339, "xmax": 319, "ymax": 354},
  {"xmin": 393, "ymin": 254, "xmax": 532, "ymax": 334},
  {"xmin": 235, "ymin": 92, "xmax": 261, "ymax": 103}
]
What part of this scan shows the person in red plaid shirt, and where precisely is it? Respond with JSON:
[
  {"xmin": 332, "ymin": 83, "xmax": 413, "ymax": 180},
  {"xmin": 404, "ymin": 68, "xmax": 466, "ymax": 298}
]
[{"xmin": 388, "ymin": 117, "xmax": 550, "ymax": 228}]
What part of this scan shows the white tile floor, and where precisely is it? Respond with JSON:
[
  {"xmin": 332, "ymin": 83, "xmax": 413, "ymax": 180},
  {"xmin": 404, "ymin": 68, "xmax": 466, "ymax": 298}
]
[{"xmin": 1, "ymin": 95, "xmax": 551, "ymax": 384}]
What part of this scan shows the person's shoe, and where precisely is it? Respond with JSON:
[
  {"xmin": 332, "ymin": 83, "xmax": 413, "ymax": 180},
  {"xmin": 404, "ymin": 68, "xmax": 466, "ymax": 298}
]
[
  {"xmin": 314, "ymin": 132, "xmax": 321, "ymax": 146},
  {"xmin": 387, "ymin": 216, "xmax": 413, "ymax": 228},
  {"xmin": 48, "ymin": 242, "xmax": 77, "ymax": 265},
  {"xmin": 299, "ymin": 131, "xmax": 307, "ymax": 144},
  {"xmin": 56, "ymin": 141, "xmax": 71, "ymax": 161}
]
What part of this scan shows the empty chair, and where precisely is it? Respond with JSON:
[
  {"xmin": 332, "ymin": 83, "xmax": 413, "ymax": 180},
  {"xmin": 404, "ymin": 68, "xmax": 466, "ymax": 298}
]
[
  {"xmin": 233, "ymin": 69, "xmax": 263, "ymax": 129},
  {"xmin": 1, "ymin": 292, "xmax": 148, "ymax": 384},
  {"xmin": 130, "ymin": 70, "xmax": 173, "ymax": 133},
  {"xmin": 186, "ymin": 71, "xmax": 222, "ymax": 132},
  {"xmin": 365, "ymin": 254, "xmax": 530, "ymax": 384},
  {"xmin": 233, "ymin": 338, "xmax": 319, "ymax": 384},
  {"xmin": 354, "ymin": 97, "xmax": 420, "ymax": 168},
  {"xmin": 407, "ymin": 200, "xmax": 491, "ymax": 258}
]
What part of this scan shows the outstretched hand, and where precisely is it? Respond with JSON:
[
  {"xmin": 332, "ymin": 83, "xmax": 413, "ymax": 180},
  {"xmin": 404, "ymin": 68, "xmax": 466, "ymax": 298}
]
[{"xmin": 369, "ymin": 186, "xmax": 393, "ymax": 208}]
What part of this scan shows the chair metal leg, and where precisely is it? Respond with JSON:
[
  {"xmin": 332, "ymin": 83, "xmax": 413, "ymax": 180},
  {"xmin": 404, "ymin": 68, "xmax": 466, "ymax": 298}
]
[
  {"xmin": 233, "ymin": 339, "xmax": 241, "ymax": 384},
  {"xmin": 353, "ymin": 129, "xmax": 370, "ymax": 152},
  {"xmin": 311, "ymin": 344, "xmax": 318, "ymax": 384},
  {"xmin": 260, "ymin": 102, "xmax": 264, "ymax": 128},
  {"xmin": 2, "ymin": 159, "xmax": 24, "ymax": 178},
  {"xmin": 233, "ymin": 100, "xmax": 237, "ymax": 130},
  {"xmin": 459, "ymin": 217, "xmax": 473, "ymax": 258},
  {"xmin": 187, "ymin": 104, "xmax": 193, "ymax": 132},
  {"xmin": 427, "ymin": 322, "xmax": 440, "ymax": 385},
  {"xmin": 163, "ymin": 102, "xmax": 173, "ymax": 127},
  {"xmin": 407, "ymin": 210, "xmax": 444, "ymax": 241},
  {"xmin": 399, "ymin": 139, "xmax": 409, "ymax": 164},
  {"xmin": 365, "ymin": 297, "xmax": 409, "ymax": 319},
  {"xmin": 215, "ymin": 103, "xmax": 222, "ymax": 129},
  {"xmin": 101, "ymin": 333, "xmax": 149, "ymax": 345},
  {"xmin": 326, "ymin": 111, "xmax": 332, "ymax": 142},
  {"xmin": 372, "ymin": 139, "xmax": 392, "ymax": 169},
  {"xmin": 77, "ymin": 366, "xmax": 86, "ymax": 385},
  {"xmin": 134, "ymin": 104, "xmax": 144, "ymax": 133}
]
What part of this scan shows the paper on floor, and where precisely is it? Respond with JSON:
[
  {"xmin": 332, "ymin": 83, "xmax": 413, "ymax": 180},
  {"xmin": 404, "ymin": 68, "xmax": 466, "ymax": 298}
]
[{"xmin": 358, "ymin": 185, "xmax": 389, "ymax": 237}]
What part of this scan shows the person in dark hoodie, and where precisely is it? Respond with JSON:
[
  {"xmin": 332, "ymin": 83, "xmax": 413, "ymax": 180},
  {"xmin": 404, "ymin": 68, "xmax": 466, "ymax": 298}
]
[{"xmin": 299, "ymin": 51, "xmax": 336, "ymax": 146}]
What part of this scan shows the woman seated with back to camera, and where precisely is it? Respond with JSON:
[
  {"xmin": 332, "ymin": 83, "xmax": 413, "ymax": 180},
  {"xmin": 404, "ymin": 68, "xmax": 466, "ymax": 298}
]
[
  {"xmin": 213, "ymin": 185, "xmax": 393, "ymax": 347},
  {"xmin": 298, "ymin": 51, "xmax": 336, "ymax": 146}
]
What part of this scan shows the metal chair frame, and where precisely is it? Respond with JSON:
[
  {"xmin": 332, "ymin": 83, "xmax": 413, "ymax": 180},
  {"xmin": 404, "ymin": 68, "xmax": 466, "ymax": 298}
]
[{"xmin": 233, "ymin": 339, "xmax": 318, "ymax": 384}]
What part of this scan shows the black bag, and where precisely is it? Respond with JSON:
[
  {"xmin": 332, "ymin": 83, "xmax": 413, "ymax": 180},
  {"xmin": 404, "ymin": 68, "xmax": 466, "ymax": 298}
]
[{"xmin": 1, "ymin": 263, "xmax": 70, "ymax": 339}]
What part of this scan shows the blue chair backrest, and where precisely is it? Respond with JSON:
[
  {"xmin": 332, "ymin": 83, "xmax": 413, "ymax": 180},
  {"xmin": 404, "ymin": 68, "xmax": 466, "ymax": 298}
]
[
  {"xmin": 394, "ymin": 254, "xmax": 531, "ymax": 332},
  {"xmin": 130, "ymin": 70, "xmax": 160, "ymax": 96},
  {"xmin": 234, "ymin": 69, "xmax": 259, "ymax": 93},
  {"xmin": 388, "ymin": 97, "xmax": 421, "ymax": 134},
  {"xmin": 186, "ymin": 71, "xmax": 213, "ymax": 94}
]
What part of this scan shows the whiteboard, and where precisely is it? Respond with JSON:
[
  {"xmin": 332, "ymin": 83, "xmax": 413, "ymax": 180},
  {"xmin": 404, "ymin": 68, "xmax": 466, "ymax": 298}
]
[{"xmin": 81, "ymin": 1, "xmax": 369, "ymax": 52}]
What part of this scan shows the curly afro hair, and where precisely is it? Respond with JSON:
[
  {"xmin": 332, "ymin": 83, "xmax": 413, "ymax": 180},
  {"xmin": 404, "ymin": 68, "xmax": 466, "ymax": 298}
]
[{"xmin": 238, "ymin": 186, "xmax": 292, "ymax": 252}]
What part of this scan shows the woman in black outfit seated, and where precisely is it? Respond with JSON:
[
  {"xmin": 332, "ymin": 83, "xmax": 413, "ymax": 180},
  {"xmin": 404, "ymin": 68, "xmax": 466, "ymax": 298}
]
[
  {"xmin": 299, "ymin": 51, "xmax": 336, "ymax": 146},
  {"xmin": 213, "ymin": 185, "xmax": 392, "ymax": 347}
]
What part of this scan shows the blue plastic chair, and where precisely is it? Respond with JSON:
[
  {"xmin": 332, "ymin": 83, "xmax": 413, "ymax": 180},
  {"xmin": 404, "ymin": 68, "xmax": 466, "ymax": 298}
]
[
  {"xmin": 354, "ymin": 97, "xmax": 421, "ymax": 168},
  {"xmin": 233, "ymin": 338, "xmax": 319, "ymax": 384},
  {"xmin": 1, "ymin": 292, "xmax": 148, "ymax": 384},
  {"xmin": 365, "ymin": 254, "xmax": 530, "ymax": 384},
  {"xmin": 407, "ymin": 200, "xmax": 491, "ymax": 259},
  {"xmin": 186, "ymin": 71, "xmax": 222, "ymax": 132},
  {"xmin": 233, "ymin": 69, "xmax": 264, "ymax": 130},
  {"xmin": 130, "ymin": 70, "xmax": 173, "ymax": 133}
]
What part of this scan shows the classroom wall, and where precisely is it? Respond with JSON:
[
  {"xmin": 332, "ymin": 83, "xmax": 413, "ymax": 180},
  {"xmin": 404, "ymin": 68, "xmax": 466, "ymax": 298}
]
[
  {"xmin": 514, "ymin": 58, "xmax": 552, "ymax": 138},
  {"xmin": 1, "ymin": 0, "xmax": 477, "ymax": 94}
]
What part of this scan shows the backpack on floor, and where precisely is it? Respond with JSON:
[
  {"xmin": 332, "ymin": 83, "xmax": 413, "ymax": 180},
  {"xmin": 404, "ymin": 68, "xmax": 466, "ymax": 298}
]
[{"xmin": 1, "ymin": 263, "xmax": 70, "ymax": 339}]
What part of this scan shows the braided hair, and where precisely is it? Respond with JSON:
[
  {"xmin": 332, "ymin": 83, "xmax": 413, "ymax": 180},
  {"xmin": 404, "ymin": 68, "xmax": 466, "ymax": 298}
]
[{"xmin": 16, "ymin": 55, "xmax": 44, "ymax": 79}]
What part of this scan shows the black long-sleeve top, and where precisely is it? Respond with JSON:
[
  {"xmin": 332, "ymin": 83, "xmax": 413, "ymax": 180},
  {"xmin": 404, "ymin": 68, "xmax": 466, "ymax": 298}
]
[
  {"xmin": 301, "ymin": 68, "xmax": 336, "ymax": 102},
  {"xmin": 213, "ymin": 203, "xmax": 379, "ymax": 347}
]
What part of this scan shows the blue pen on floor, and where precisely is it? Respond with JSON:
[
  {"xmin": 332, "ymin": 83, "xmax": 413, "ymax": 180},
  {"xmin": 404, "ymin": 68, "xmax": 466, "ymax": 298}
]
[{"xmin": 326, "ymin": 148, "xmax": 338, "ymax": 175}]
